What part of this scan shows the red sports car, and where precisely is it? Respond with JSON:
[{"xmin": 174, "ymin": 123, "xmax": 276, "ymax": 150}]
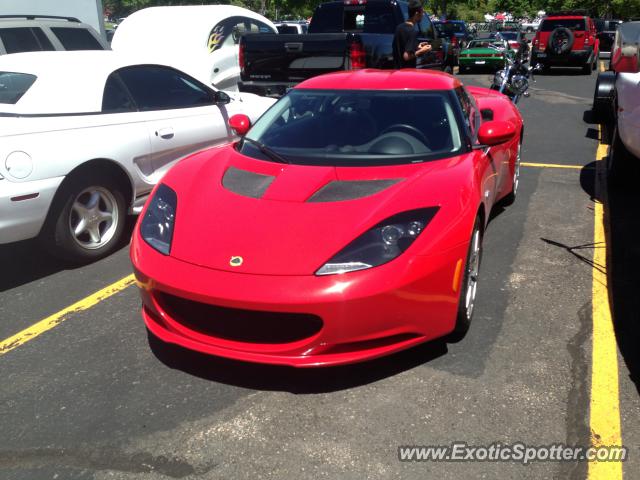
[{"xmin": 131, "ymin": 69, "xmax": 523, "ymax": 367}]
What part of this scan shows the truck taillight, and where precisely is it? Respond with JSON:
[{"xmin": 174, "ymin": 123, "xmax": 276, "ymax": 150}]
[
  {"xmin": 509, "ymin": 41, "xmax": 519, "ymax": 48},
  {"xmin": 239, "ymin": 41, "xmax": 245, "ymax": 73},
  {"xmin": 349, "ymin": 42, "xmax": 366, "ymax": 69},
  {"xmin": 451, "ymin": 36, "xmax": 458, "ymax": 46}
]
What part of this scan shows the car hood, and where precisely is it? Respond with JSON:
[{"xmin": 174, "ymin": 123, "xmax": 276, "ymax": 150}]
[{"xmin": 166, "ymin": 147, "xmax": 457, "ymax": 276}]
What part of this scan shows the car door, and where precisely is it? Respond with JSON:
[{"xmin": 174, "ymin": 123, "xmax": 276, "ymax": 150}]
[
  {"xmin": 116, "ymin": 65, "xmax": 230, "ymax": 183},
  {"xmin": 456, "ymin": 87, "xmax": 502, "ymax": 205}
]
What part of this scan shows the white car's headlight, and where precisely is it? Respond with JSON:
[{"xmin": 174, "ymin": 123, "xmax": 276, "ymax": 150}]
[
  {"xmin": 316, "ymin": 208, "xmax": 439, "ymax": 276},
  {"xmin": 5, "ymin": 151, "xmax": 33, "ymax": 179}
]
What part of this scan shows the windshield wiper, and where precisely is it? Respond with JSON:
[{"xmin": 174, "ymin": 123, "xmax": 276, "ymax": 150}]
[{"xmin": 242, "ymin": 137, "xmax": 290, "ymax": 164}]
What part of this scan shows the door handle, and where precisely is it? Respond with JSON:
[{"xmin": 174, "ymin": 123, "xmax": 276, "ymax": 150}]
[{"xmin": 156, "ymin": 127, "xmax": 174, "ymax": 139}]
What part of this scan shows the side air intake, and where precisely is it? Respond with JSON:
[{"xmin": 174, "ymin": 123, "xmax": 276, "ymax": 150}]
[{"xmin": 222, "ymin": 166, "xmax": 275, "ymax": 198}]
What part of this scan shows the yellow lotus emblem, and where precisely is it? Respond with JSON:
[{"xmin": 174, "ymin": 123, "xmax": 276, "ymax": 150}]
[{"xmin": 229, "ymin": 256, "xmax": 243, "ymax": 267}]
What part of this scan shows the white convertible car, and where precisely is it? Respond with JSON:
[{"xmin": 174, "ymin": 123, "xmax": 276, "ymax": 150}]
[{"xmin": 0, "ymin": 51, "xmax": 274, "ymax": 262}]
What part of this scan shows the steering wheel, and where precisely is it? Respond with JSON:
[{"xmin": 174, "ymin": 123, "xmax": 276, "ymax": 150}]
[{"xmin": 380, "ymin": 124, "xmax": 430, "ymax": 146}]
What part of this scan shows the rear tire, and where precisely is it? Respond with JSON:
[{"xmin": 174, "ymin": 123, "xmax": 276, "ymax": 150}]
[
  {"xmin": 452, "ymin": 215, "xmax": 483, "ymax": 338},
  {"xmin": 583, "ymin": 61, "xmax": 592, "ymax": 75},
  {"xmin": 40, "ymin": 173, "xmax": 127, "ymax": 263}
]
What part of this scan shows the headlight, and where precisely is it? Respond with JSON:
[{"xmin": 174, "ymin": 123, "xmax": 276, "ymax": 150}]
[
  {"xmin": 316, "ymin": 207, "xmax": 439, "ymax": 276},
  {"xmin": 140, "ymin": 184, "xmax": 177, "ymax": 255}
]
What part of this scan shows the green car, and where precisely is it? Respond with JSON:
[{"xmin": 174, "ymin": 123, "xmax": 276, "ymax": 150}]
[{"xmin": 458, "ymin": 40, "xmax": 514, "ymax": 73}]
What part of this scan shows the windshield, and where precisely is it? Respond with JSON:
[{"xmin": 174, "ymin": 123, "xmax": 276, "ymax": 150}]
[
  {"xmin": 497, "ymin": 32, "xmax": 518, "ymax": 40},
  {"xmin": 0, "ymin": 71, "xmax": 37, "ymax": 104},
  {"xmin": 238, "ymin": 89, "xmax": 464, "ymax": 166},
  {"xmin": 541, "ymin": 19, "xmax": 586, "ymax": 31},
  {"xmin": 467, "ymin": 40, "xmax": 505, "ymax": 49}
]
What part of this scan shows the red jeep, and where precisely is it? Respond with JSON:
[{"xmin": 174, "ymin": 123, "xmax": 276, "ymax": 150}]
[{"xmin": 531, "ymin": 11, "xmax": 599, "ymax": 74}]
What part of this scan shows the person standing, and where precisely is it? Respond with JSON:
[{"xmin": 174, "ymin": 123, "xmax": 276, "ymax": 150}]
[{"xmin": 392, "ymin": 0, "xmax": 432, "ymax": 68}]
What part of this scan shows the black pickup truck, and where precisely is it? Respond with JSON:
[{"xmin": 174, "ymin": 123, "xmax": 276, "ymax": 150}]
[{"xmin": 238, "ymin": 0, "xmax": 453, "ymax": 97}]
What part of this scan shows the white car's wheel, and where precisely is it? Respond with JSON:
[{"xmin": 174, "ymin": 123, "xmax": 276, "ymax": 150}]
[{"xmin": 42, "ymin": 173, "xmax": 127, "ymax": 263}]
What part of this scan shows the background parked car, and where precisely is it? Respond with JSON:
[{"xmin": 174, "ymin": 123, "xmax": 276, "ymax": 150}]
[
  {"xmin": 0, "ymin": 51, "xmax": 275, "ymax": 262},
  {"xmin": 459, "ymin": 39, "xmax": 513, "ymax": 73},
  {"xmin": 531, "ymin": 11, "xmax": 599, "ymax": 74},
  {"xmin": 592, "ymin": 21, "xmax": 640, "ymax": 177},
  {"xmin": 239, "ymin": 0, "xmax": 454, "ymax": 98},
  {"xmin": 594, "ymin": 19, "xmax": 622, "ymax": 58},
  {"xmin": 0, "ymin": 15, "xmax": 108, "ymax": 54},
  {"xmin": 111, "ymin": 5, "xmax": 277, "ymax": 92},
  {"xmin": 433, "ymin": 20, "xmax": 475, "ymax": 47}
]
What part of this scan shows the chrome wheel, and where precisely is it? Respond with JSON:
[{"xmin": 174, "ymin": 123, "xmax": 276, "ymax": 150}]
[
  {"xmin": 68, "ymin": 186, "xmax": 119, "ymax": 250},
  {"xmin": 464, "ymin": 227, "xmax": 481, "ymax": 320},
  {"xmin": 513, "ymin": 142, "xmax": 521, "ymax": 196}
]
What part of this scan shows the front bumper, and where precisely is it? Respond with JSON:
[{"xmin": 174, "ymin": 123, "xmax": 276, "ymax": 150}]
[
  {"xmin": 131, "ymin": 231, "xmax": 466, "ymax": 367},
  {"xmin": 532, "ymin": 48, "xmax": 594, "ymax": 66},
  {"xmin": 0, "ymin": 175, "xmax": 64, "ymax": 244}
]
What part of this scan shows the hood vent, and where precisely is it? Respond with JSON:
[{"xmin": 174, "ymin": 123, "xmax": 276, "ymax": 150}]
[
  {"xmin": 222, "ymin": 166, "xmax": 275, "ymax": 199},
  {"xmin": 308, "ymin": 179, "xmax": 401, "ymax": 203}
]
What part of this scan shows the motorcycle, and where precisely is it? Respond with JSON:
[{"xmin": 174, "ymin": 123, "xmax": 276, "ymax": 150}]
[{"xmin": 490, "ymin": 42, "xmax": 541, "ymax": 104}]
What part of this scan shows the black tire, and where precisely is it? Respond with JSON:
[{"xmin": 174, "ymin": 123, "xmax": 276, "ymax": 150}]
[
  {"xmin": 40, "ymin": 172, "xmax": 127, "ymax": 263},
  {"xmin": 452, "ymin": 215, "xmax": 483, "ymax": 338},
  {"xmin": 582, "ymin": 61, "xmax": 592, "ymax": 75},
  {"xmin": 592, "ymin": 71, "xmax": 616, "ymax": 122},
  {"xmin": 459, "ymin": 65, "xmax": 468, "ymax": 74},
  {"xmin": 608, "ymin": 125, "xmax": 634, "ymax": 185},
  {"xmin": 501, "ymin": 139, "xmax": 521, "ymax": 205},
  {"xmin": 548, "ymin": 27, "xmax": 574, "ymax": 55}
]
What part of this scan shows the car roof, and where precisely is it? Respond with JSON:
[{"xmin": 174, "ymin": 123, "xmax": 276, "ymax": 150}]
[
  {"xmin": 0, "ymin": 50, "xmax": 191, "ymax": 114},
  {"xmin": 296, "ymin": 69, "xmax": 461, "ymax": 91},
  {"xmin": 112, "ymin": 5, "xmax": 276, "ymax": 54}
]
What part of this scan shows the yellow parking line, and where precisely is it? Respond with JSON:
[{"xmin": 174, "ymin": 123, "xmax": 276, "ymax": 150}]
[
  {"xmin": 588, "ymin": 130, "xmax": 622, "ymax": 479},
  {"xmin": 521, "ymin": 162, "xmax": 585, "ymax": 169},
  {"xmin": 0, "ymin": 274, "xmax": 135, "ymax": 357}
]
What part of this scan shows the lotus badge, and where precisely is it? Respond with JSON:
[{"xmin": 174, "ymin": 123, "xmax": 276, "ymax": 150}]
[{"xmin": 230, "ymin": 256, "xmax": 243, "ymax": 267}]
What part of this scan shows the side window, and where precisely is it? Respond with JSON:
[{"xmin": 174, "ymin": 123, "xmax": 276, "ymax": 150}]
[
  {"xmin": 455, "ymin": 87, "xmax": 479, "ymax": 137},
  {"xmin": 117, "ymin": 65, "xmax": 214, "ymax": 111},
  {"xmin": 250, "ymin": 19, "xmax": 276, "ymax": 34},
  {"xmin": 0, "ymin": 27, "xmax": 54, "ymax": 54},
  {"xmin": 50, "ymin": 27, "xmax": 103, "ymax": 50},
  {"xmin": 102, "ymin": 74, "xmax": 136, "ymax": 112}
]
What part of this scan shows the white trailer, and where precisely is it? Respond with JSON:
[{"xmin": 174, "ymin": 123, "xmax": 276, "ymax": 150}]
[{"xmin": 0, "ymin": 0, "xmax": 105, "ymax": 40}]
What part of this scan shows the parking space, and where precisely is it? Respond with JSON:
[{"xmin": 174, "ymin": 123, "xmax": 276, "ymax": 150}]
[{"xmin": 1, "ymin": 65, "xmax": 639, "ymax": 480}]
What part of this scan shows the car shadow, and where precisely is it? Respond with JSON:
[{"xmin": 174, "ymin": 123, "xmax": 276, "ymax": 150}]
[
  {"xmin": 603, "ymin": 166, "xmax": 640, "ymax": 395},
  {"xmin": 148, "ymin": 331, "xmax": 448, "ymax": 394},
  {"xmin": 0, "ymin": 216, "xmax": 136, "ymax": 292},
  {"xmin": 540, "ymin": 67, "xmax": 592, "ymax": 76},
  {"xmin": 579, "ymin": 151, "xmax": 640, "ymax": 395}
]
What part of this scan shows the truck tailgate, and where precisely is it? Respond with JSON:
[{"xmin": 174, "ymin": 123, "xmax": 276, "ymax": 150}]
[{"xmin": 241, "ymin": 33, "xmax": 352, "ymax": 83}]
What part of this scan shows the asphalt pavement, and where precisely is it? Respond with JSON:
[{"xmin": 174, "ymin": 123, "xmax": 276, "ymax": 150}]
[{"xmin": 1, "ymin": 64, "xmax": 638, "ymax": 480}]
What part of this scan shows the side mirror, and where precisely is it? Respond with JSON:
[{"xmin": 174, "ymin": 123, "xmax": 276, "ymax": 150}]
[
  {"xmin": 214, "ymin": 91, "xmax": 231, "ymax": 105},
  {"xmin": 229, "ymin": 114, "xmax": 251, "ymax": 136},
  {"xmin": 477, "ymin": 120, "xmax": 516, "ymax": 146}
]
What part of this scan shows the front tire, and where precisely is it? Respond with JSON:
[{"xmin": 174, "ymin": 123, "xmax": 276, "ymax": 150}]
[
  {"xmin": 452, "ymin": 216, "xmax": 484, "ymax": 337},
  {"xmin": 502, "ymin": 140, "xmax": 521, "ymax": 205},
  {"xmin": 41, "ymin": 173, "xmax": 127, "ymax": 263}
]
